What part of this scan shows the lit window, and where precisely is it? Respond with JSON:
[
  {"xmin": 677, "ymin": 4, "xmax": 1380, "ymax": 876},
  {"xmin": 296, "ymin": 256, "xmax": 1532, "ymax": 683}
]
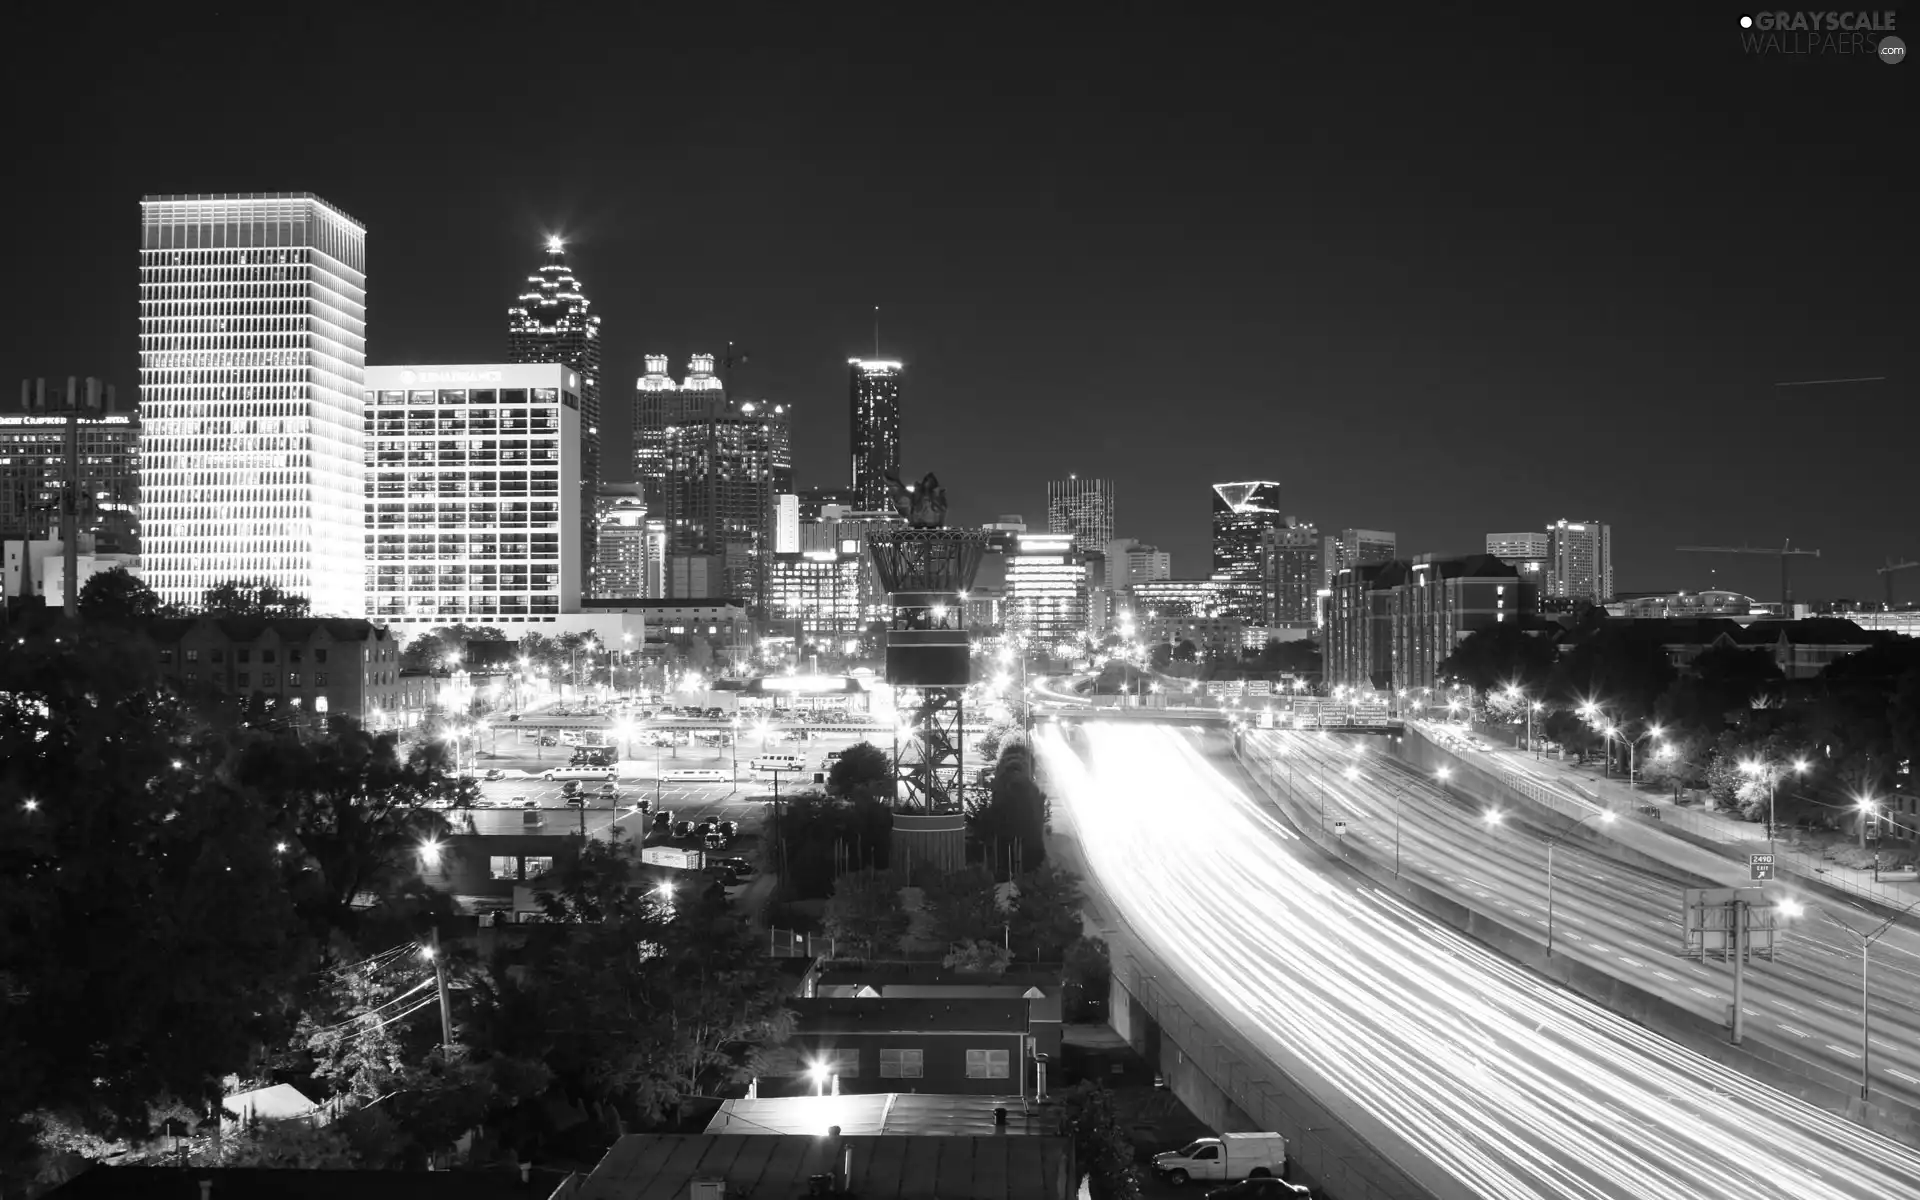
[
  {"xmin": 820, "ymin": 1047, "xmax": 861, "ymax": 1078},
  {"xmin": 489, "ymin": 856, "xmax": 518, "ymax": 880},
  {"xmin": 524, "ymin": 856, "xmax": 554, "ymax": 879}
]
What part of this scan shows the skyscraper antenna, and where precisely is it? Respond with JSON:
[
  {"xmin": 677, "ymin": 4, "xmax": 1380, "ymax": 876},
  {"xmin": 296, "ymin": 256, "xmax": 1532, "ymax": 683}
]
[{"xmin": 873, "ymin": 306, "xmax": 880, "ymax": 358}]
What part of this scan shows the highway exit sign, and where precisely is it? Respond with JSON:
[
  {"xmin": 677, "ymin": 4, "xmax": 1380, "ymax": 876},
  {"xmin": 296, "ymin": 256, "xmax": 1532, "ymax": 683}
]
[{"xmin": 1749, "ymin": 853, "xmax": 1775, "ymax": 882}]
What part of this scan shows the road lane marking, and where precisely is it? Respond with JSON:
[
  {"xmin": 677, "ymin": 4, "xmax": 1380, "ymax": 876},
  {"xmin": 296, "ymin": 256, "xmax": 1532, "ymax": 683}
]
[{"xmin": 1776, "ymin": 1024, "xmax": 1811, "ymax": 1038}]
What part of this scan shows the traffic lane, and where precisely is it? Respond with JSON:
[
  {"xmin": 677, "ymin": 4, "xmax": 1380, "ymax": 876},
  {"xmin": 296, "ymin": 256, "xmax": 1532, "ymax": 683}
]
[
  {"xmin": 1262, "ymin": 734, "xmax": 1920, "ymax": 1104},
  {"xmin": 1060, "ymin": 723, "xmax": 1920, "ymax": 1200}
]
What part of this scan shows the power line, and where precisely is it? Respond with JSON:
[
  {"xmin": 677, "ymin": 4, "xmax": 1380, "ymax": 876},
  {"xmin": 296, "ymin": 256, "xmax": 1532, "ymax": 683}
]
[{"xmin": 1773, "ymin": 376, "xmax": 1886, "ymax": 387}]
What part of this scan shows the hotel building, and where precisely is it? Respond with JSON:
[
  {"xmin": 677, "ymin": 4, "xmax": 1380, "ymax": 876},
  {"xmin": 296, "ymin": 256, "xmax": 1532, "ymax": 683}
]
[
  {"xmin": 139, "ymin": 193, "xmax": 367, "ymax": 615},
  {"xmin": 1005, "ymin": 532, "xmax": 1090, "ymax": 647},
  {"xmin": 363, "ymin": 364, "xmax": 580, "ymax": 629}
]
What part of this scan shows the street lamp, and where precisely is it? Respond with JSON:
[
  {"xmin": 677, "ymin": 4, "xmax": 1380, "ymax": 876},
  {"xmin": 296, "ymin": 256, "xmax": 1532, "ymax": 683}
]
[
  {"xmin": 1819, "ymin": 899, "xmax": 1920, "ymax": 1099},
  {"xmin": 1543, "ymin": 811, "xmax": 1616, "ymax": 957},
  {"xmin": 1740, "ymin": 757, "xmax": 1811, "ymax": 851},
  {"xmin": 1857, "ymin": 794, "xmax": 1880, "ymax": 852},
  {"xmin": 1600, "ymin": 722, "xmax": 1662, "ymax": 791}
]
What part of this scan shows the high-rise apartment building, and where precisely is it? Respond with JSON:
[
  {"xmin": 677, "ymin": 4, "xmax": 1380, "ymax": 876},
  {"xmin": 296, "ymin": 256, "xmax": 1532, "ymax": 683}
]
[
  {"xmin": 591, "ymin": 483, "xmax": 649, "ymax": 598},
  {"xmin": 1210, "ymin": 481, "xmax": 1284, "ymax": 623},
  {"xmin": 1106, "ymin": 538, "xmax": 1171, "ymax": 587},
  {"xmin": 848, "ymin": 359, "xmax": 902, "ymax": 511},
  {"xmin": 139, "ymin": 193, "xmax": 367, "ymax": 615},
  {"xmin": 1005, "ymin": 532, "xmax": 1090, "ymax": 647},
  {"xmin": 363, "ymin": 364, "xmax": 580, "ymax": 628},
  {"xmin": 1047, "ymin": 475, "xmax": 1115, "ymax": 549},
  {"xmin": 1547, "ymin": 519, "xmax": 1613, "ymax": 603},
  {"xmin": 1487, "ymin": 530, "xmax": 1550, "ymax": 593},
  {"xmin": 1263, "ymin": 520, "xmax": 1321, "ymax": 627},
  {"xmin": 767, "ymin": 549, "xmax": 866, "ymax": 640},
  {"xmin": 3, "ymin": 379, "xmax": 140, "ymax": 551},
  {"xmin": 507, "ymin": 238, "xmax": 602, "ymax": 571},
  {"xmin": 659, "ymin": 395, "xmax": 793, "ymax": 604},
  {"xmin": 1322, "ymin": 528, "xmax": 1397, "ymax": 579},
  {"xmin": 632, "ymin": 353, "xmax": 723, "ymax": 509}
]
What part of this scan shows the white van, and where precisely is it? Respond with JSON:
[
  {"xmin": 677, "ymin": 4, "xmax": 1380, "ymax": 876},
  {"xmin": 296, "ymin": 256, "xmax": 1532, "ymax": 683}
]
[
  {"xmin": 543, "ymin": 767, "xmax": 617, "ymax": 782},
  {"xmin": 751, "ymin": 754, "xmax": 807, "ymax": 773},
  {"xmin": 661, "ymin": 768, "xmax": 728, "ymax": 783}
]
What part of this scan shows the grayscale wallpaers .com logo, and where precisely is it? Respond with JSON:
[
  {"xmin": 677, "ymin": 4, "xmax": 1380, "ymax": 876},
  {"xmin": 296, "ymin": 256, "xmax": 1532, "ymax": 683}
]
[{"xmin": 1738, "ymin": 12, "xmax": 1905, "ymax": 61}]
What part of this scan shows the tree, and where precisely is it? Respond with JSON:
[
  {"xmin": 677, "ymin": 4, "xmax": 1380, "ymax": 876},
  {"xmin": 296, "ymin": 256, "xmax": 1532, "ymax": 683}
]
[
  {"xmin": 828, "ymin": 741, "xmax": 893, "ymax": 802},
  {"xmin": 1008, "ymin": 863, "xmax": 1084, "ymax": 960},
  {"xmin": 942, "ymin": 938, "xmax": 1012, "ymax": 974},
  {"xmin": 1149, "ymin": 643, "xmax": 1173, "ymax": 670},
  {"xmin": 399, "ymin": 625, "xmax": 505, "ymax": 674},
  {"xmin": 923, "ymin": 864, "xmax": 1006, "ymax": 947},
  {"xmin": 970, "ymin": 735, "xmax": 1047, "ymax": 872},
  {"xmin": 822, "ymin": 868, "xmax": 908, "ymax": 958},
  {"xmin": 1256, "ymin": 637, "xmax": 1322, "ymax": 677},
  {"xmin": 1658, "ymin": 645, "xmax": 1785, "ymax": 740},
  {"xmin": 200, "ymin": 578, "xmax": 311, "ymax": 617},
  {"xmin": 1437, "ymin": 623, "xmax": 1557, "ymax": 695},
  {"xmin": 77, "ymin": 566, "xmax": 169, "ymax": 621},
  {"xmin": 1056, "ymin": 1082, "xmax": 1142, "ymax": 1200},
  {"xmin": 0, "ymin": 625, "xmax": 313, "ymax": 1184},
  {"xmin": 1062, "ymin": 936, "xmax": 1111, "ymax": 1021},
  {"xmin": 1172, "ymin": 639, "xmax": 1198, "ymax": 663}
]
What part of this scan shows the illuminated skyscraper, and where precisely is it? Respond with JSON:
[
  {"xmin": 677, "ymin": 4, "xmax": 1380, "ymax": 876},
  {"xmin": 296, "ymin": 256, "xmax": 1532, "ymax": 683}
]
[
  {"xmin": 632, "ymin": 353, "xmax": 723, "ymax": 509},
  {"xmin": 1006, "ymin": 532, "xmax": 1091, "ymax": 646},
  {"xmin": 508, "ymin": 237, "xmax": 602, "ymax": 570},
  {"xmin": 139, "ymin": 193, "xmax": 367, "ymax": 615},
  {"xmin": 1210, "ymin": 480, "xmax": 1283, "ymax": 623},
  {"xmin": 1546, "ymin": 519, "xmax": 1613, "ymax": 602},
  {"xmin": 1047, "ymin": 475, "xmax": 1115, "ymax": 549},
  {"xmin": 363, "ymin": 364, "xmax": 581, "ymax": 630},
  {"xmin": 848, "ymin": 359, "xmax": 902, "ymax": 510},
  {"xmin": 660, "ymin": 394, "xmax": 793, "ymax": 604}
]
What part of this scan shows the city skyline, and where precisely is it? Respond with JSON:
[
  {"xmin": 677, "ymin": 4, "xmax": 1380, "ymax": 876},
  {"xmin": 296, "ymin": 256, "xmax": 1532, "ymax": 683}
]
[{"xmin": 3, "ymin": 9, "xmax": 1909, "ymax": 602}]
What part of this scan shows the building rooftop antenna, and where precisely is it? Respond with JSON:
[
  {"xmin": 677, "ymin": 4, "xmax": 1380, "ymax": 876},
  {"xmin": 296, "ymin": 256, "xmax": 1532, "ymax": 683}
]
[{"xmin": 873, "ymin": 306, "xmax": 880, "ymax": 359}]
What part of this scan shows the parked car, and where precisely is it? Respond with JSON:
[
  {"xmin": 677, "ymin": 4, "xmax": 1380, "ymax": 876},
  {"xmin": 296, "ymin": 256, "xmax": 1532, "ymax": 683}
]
[
  {"xmin": 717, "ymin": 819, "xmax": 738, "ymax": 839},
  {"xmin": 696, "ymin": 818, "xmax": 719, "ymax": 836},
  {"xmin": 596, "ymin": 782, "xmax": 619, "ymax": 798},
  {"xmin": 560, "ymin": 780, "xmax": 584, "ymax": 797},
  {"xmin": 705, "ymin": 831, "xmax": 731, "ymax": 853},
  {"xmin": 565, "ymin": 794, "xmax": 586, "ymax": 807},
  {"xmin": 535, "ymin": 735, "xmax": 558, "ymax": 746},
  {"xmin": 721, "ymin": 856, "xmax": 754, "ymax": 877},
  {"xmin": 514, "ymin": 796, "xmax": 537, "ymax": 810},
  {"xmin": 482, "ymin": 768, "xmax": 506, "ymax": 781},
  {"xmin": 671, "ymin": 819, "xmax": 695, "ymax": 838},
  {"xmin": 651, "ymin": 811, "xmax": 673, "ymax": 834}
]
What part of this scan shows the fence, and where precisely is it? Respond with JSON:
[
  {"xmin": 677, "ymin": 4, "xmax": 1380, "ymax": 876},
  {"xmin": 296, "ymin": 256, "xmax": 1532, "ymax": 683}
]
[{"xmin": 1435, "ymin": 723, "xmax": 1920, "ymax": 909}]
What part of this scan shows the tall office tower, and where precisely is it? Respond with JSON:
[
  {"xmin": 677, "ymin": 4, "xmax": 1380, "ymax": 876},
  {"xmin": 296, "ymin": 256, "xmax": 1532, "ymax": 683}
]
[
  {"xmin": 632, "ymin": 353, "xmax": 724, "ymax": 509},
  {"xmin": 1047, "ymin": 475, "xmax": 1116, "ymax": 549},
  {"xmin": 591, "ymin": 483, "xmax": 648, "ymax": 598},
  {"xmin": 139, "ymin": 194, "xmax": 366, "ymax": 615},
  {"xmin": 1106, "ymin": 538, "xmax": 1171, "ymax": 586},
  {"xmin": 1210, "ymin": 481, "xmax": 1284, "ymax": 623},
  {"xmin": 507, "ymin": 237, "xmax": 602, "ymax": 571},
  {"xmin": 1005, "ymin": 531, "xmax": 1090, "ymax": 646},
  {"xmin": 848, "ymin": 359, "xmax": 902, "ymax": 510},
  {"xmin": 1263, "ymin": 520, "xmax": 1321, "ymax": 627},
  {"xmin": 4, "ymin": 379, "xmax": 141, "ymax": 551},
  {"xmin": 659, "ymin": 395, "xmax": 793, "ymax": 604},
  {"xmin": 1487, "ymin": 530, "xmax": 1551, "ymax": 592},
  {"xmin": 1547, "ymin": 519, "xmax": 1613, "ymax": 603},
  {"xmin": 364, "ymin": 365, "xmax": 580, "ymax": 629}
]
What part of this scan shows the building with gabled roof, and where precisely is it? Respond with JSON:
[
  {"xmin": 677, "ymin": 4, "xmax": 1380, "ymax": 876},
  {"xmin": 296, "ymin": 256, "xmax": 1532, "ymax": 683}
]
[{"xmin": 141, "ymin": 615, "xmax": 403, "ymax": 728}]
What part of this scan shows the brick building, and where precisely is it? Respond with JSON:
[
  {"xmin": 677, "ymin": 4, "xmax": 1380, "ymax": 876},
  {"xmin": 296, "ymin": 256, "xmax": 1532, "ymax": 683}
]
[{"xmin": 144, "ymin": 616, "xmax": 403, "ymax": 728}]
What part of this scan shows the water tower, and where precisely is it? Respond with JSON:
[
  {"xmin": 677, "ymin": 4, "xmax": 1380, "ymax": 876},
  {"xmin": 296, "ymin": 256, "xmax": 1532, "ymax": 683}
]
[{"xmin": 865, "ymin": 473, "xmax": 987, "ymax": 872}]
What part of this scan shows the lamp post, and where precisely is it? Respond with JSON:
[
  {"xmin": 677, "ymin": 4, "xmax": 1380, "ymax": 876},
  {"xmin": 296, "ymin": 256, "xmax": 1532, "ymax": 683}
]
[
  {"xmin": 1741, "ymin": 756, "xmax": 1811, "ymax": 852},
  {"xmin": 1542, "ymin": 811, "xmax": 1616, "ymax": 957},
  {"xmin": 1819, "ymin": 899, "xmax": 1920, "ymax": 1099},
  {"xmin": 1600, "ymin": 721, "xmax": 1663, "ymax": 791}
]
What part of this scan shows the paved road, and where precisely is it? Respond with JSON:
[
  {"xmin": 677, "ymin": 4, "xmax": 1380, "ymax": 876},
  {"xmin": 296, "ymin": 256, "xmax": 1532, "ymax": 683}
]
[
  {"xmin": 1042, "ymin": 720, "xmax": 1920, "ymax": 1200},
  {"xmin": 1255, "ymin": 728, "xmax": 1920, "ymax": 1111}
]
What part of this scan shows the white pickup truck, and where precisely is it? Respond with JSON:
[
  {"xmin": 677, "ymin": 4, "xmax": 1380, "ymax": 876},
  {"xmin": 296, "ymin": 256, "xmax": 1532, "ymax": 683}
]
[{"xmin": 1152, "ymin": 1132, "xmax": 1288, "ymax": 1186}]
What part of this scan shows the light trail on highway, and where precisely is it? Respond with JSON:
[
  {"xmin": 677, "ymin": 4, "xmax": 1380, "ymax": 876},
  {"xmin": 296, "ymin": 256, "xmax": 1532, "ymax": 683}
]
[{"xmin": 1042, "ymin": 720, "xmax": 1920, "ymax": 1200}]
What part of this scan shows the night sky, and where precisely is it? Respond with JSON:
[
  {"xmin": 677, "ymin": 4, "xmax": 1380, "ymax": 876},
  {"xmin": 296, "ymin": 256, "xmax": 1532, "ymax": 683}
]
[{"xmin": 4, "ymin": 4, "xmax": 1910, "ymax": 601}]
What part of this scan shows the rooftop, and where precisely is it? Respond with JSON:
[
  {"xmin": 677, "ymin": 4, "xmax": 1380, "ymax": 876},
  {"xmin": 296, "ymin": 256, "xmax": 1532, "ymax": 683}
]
[
  {"xmin": 789, "ymin": 997, "xmax": 1029, "ymax": 1035},
  {"xmin": 705, "ymin": 1093, "xmax": 1053, "ymax": 1137},
  {"xmin": 577, "ymin": 1132, "xmax": 1070, "ymax": 1200},
  {"xmin": 45, "ymin": 1165, "xmax": 569, "ymax": 1200}
]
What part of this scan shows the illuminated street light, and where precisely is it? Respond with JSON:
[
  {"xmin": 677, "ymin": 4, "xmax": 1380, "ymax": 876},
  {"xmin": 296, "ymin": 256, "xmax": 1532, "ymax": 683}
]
[
  {"xmin": 1544, "ymin": 811, "xmax": 1615, "ymax": 956},
  {"xmin": 23, "ymin": 798, "xmax": 40, "ymax": 812}
]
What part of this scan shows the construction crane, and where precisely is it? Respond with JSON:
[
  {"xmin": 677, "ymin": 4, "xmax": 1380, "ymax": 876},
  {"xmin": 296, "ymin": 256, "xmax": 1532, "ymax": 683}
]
[
  {"xmin": 1676, "ymin": 540, "xmax": 1822, "ymax": 611},
  {"xmin": 1879, "ymin": 559, "xmax": 1920, "ymax": 606}
]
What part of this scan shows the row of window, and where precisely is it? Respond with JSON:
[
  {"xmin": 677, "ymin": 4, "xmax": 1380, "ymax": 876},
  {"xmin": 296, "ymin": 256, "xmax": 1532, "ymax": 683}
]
[
  {"xmin": 163, "ymin": 646, "xmax": 331, "ymax": 665},
  {"xmin": 809, "ymin": 1047, "xmax": 1011, "ymax": 1079},
  {"xmin": 180, "ymin": 670, "xmax": 329, "ymax": 688}
]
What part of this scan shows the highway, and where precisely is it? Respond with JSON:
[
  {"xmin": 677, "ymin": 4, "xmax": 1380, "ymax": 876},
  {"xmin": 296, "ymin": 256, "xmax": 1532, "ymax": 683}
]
[
  {"xmin": 1041, "ymin": 719, "xmax": 1920, "ymax": 1200},
  {"xmin": 1251, "ymin": 728, "xmax": 1920, "ymax": 1111}
]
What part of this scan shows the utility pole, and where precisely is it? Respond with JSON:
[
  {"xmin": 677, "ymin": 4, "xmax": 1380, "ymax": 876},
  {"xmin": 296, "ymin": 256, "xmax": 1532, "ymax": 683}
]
[{"xmin": 429, "ymin": 926, "xmax": 454, "ymax": 1049}]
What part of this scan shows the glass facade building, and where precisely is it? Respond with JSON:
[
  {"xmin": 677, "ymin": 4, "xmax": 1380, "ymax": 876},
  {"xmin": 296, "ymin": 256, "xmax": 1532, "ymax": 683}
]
[
  {"xmin": 632, "ymin": 353, "xmax": 723, "ymax": 510},
  {"xmin": 767, "ymin": 548, "xmax": 866, "ymax": 638},
  {"xmin": 2, "ymin": 379, "xmax": 140, "ymax": 550},
  {"xmin": 138, "ymin": 193, "xmax": 367, "ymax": 615},
  {"xmin": 1210, "ymin": 481, "xmax": 1284, "ymax": 623},
  {"xmin": 507, "ymin": 239, "xmax": 602, "ymax": 572},
  {"xmin": 363, "ymin": 364, "xmax": 581, "ymax": 627},
  {"xmin": 848, "ymin": 359, "xmax": 902, "ymax": 511},
  {"xmin": 659, "ymin": 395, "xmax": 793, "ymax": 604},
  {"xmin": 1046, "ymin": 475, "xmax": 1115, "ymax": 550}
]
